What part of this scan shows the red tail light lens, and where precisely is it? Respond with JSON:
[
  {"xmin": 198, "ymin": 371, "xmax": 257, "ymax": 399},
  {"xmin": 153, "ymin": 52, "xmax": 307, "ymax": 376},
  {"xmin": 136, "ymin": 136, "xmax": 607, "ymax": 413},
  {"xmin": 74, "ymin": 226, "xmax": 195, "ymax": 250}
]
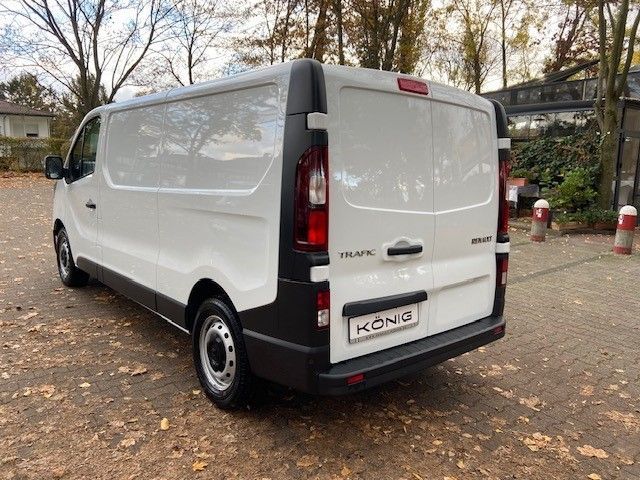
[
  {"xmin": 498, "ymin": 159, "xmax": 510, "ymax": 235},
  {"xmin": 316, "ymin": 290, "xmax": 330, "ymax": 329},
  {"xmin": 496, "ymin": 256, "xmax": 509, "ymax": 286},
  {"xmin": 294, "ymin": 146, "xmax": 328, "ymax": 251}
]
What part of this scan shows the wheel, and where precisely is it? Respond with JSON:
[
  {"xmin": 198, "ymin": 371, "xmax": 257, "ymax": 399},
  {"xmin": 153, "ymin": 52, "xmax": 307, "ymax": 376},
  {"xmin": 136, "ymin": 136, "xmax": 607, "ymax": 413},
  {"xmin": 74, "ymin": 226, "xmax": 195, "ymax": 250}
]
[
  {"xmin": 192, "ymin": 298, "xmax": 254, "ymax": 409},
  {"xmin": 55, "ymin": 228, "xmax": 90, "ymax": 287}
]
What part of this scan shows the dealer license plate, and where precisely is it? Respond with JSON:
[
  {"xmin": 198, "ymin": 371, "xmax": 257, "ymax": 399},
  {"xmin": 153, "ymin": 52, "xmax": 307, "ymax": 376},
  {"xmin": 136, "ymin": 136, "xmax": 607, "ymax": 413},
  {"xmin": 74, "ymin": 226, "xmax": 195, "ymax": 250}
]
[{"xmin": 348, "ymin": 303, "xmax": 419, "ymax": 343}]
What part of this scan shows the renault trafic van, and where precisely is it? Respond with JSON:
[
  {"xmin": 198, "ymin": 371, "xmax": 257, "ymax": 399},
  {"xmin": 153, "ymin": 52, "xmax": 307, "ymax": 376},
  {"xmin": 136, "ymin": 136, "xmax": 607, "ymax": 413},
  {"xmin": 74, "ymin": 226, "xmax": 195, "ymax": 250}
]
[{"xmin": 44, "ymin": 59, "xmax": 510, "ymax": 408}]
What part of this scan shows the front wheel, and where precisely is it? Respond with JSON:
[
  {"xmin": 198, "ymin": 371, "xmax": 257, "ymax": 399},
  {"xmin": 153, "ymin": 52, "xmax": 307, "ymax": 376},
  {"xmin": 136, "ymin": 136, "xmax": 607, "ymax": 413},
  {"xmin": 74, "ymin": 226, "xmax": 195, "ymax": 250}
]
[
  {"xmin": 192, "ymin": 298, "xmax": 254, "ymax": 409},
  {"xmin": 55, "ymin": 228, "xmax": 89, "ymax": 287}
]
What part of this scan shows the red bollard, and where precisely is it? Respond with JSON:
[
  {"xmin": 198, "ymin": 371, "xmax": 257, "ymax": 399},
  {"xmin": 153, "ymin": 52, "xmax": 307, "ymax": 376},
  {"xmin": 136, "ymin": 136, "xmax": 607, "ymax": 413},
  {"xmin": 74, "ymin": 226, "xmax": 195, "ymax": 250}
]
[
  {"xmin": 531, "ymin": 199, "xmax": 549, "ymax": 242},
  {"xmin": 613, "ymin": 205, "xmax": 637, "ymax": 255}
]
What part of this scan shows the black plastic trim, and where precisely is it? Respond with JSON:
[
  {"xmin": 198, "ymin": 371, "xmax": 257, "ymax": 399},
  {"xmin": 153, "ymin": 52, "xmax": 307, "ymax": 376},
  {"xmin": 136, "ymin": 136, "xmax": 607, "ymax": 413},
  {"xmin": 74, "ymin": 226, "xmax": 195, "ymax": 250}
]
[
  {"xmin": 76, "ymin": 256, "xmax": 98, "ymax": 278},
  {"xmin": 317, "ymin": 315, "xmax": 505, "ymax": 395},
  {"xmin": 342, "ymin": 291, "xmax": 428, "ymax": 318},
  {"xmin": 387, "ymin": 244, "xmax": 423, "ymax": 256},
  {"xmin": 488, "ymin": 99, "xmax": 509, "ymax": 139},
  {"xmin": 73, "ymin": 257, "xmax": 188, "ymax": 329},
  {"xmin": 243, "ymin": 314, "xmax": 505, "ymax": 395},
  {"xmin": 101, "ymin": 265, "xmax": 155, "ymax": 310},
  {"xmin": 286, "ymin": 59, "xmax": 327, "ymax": 115},
  {"xmin": 243, "ymin": 329, "xmax": 329, "ymax": 393},
  {"xmin": 238, "ymin": 278, "xmax": 330, "ymax": 347},
  {"xmin": 157, "ymin": 293, "xmax": 187, "ymax": 329},
  {"xmin": 278, "ymin": 59, "xmax": 329, "ymax": 282}
]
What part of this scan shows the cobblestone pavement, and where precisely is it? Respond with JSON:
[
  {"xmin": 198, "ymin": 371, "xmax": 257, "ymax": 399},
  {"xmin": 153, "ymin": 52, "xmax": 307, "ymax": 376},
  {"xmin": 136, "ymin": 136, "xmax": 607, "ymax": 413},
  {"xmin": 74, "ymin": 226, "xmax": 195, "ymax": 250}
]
[{"xmin": 1, "ymin": 175, "xmax": 640, "ymax": 480}]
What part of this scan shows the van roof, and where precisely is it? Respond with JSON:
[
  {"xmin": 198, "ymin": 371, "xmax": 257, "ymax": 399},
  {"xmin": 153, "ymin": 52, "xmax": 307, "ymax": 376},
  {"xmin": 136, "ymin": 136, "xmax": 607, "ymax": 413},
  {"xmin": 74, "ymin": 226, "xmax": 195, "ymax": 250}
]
[{"xmin": 85, "ymin": 60, "xmax": 490, "ymax": 119}]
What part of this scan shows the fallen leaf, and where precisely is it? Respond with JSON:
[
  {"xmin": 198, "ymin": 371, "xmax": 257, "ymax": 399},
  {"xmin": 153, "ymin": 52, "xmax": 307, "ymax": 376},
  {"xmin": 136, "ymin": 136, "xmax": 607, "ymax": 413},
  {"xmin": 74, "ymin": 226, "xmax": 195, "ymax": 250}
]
[
  {"xmin": 587, "ymin": 474, "xmax": 601, "ymax": 480},
  {"xmin": 519, "ymin": 395, "xmax": 543, "ymax": 411},
  {"xmin": 456, "ymin": 460, "xmax": 465, "ymax": 469},
  {"xmin": 118, "ymin": 366, "xmax": 131, "ymax": 374},
  {"xmin": 523, "ymin": 432, "xmax": 551, "ymax": 452},
  {"xmin": 79, "ymin": 382, "xmax": 91, "ymax": 388},
  {"xmin": 192, "ymin": 460, "xmax": 208, "ymax": 471},
  {"xmin": 341, "ymin": 465, "xmax": 352, "ymax": 477},
  {"xmin": 119, "ymin": 437, "xmax": 136, "ymax": 448},
  {"xmin": 19, "ymin": 311, "xmax": 38, "ymax": 320},
  {"xmin": 160, "ymin": 418, "xmax": 170, "ymax": 430},
  {"xmin": 432, "ymin": 439, "xmax": 443, "ymax": 446},
  {"xmin": 580, "ymin": 385, "xmax": 594, "ymax": 396},
  {"xmin": 40, "ymin": 384, "xmax": 55, "ymax": 398},
  {"xmin": 577, "ymin": 445, "xmax": 609, "ymax": 459},
  {"xmin": 296, "ymin": 454, "xmax": 318, "ymax": 468},
  {"xmin": 131, "ymin": 367, "xmax": 147, "ymax": 376}
]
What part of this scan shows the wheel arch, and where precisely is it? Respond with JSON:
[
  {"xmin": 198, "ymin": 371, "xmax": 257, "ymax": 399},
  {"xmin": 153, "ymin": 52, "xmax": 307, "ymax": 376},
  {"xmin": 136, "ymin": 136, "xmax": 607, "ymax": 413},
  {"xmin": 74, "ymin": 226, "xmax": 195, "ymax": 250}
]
[
  {"xmin": 185, "ymin": 279, "xmax": 238, "ymax": 333},
  {"xmin": 53, "ymin": 219, "xmax": 64, "ymax": 240}
]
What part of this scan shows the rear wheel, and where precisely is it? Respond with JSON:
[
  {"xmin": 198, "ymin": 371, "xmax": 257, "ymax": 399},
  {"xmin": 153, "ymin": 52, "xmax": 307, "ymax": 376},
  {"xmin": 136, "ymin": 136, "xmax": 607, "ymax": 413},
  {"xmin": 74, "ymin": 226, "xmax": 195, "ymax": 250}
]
[
  {"xmin": 192, "ymin": 298, "xmax": 253, "ymax": 409},
  {"xmin": 55, "ymin": 228, "xmax": 89, "ymax": 287}
]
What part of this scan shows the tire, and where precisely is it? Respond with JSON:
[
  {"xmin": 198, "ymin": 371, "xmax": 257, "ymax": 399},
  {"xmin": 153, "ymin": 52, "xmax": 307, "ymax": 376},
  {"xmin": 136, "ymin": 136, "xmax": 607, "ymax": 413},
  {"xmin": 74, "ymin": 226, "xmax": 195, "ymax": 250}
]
[
  {"xmin": 55, "ymin": 228, "xmax": 90, "ymax": 287},
  {"xmin": 192, "ymin": 298, "xmax": 254, "ymax": 409}
]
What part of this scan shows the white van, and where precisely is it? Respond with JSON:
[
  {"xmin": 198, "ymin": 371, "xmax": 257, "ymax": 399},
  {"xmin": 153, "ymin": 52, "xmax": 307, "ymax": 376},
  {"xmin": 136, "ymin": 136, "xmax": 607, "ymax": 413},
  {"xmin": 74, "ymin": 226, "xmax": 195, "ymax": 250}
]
[{"xmin": 44, "ymin": 60, "xmax": 510, "ymax": 408}]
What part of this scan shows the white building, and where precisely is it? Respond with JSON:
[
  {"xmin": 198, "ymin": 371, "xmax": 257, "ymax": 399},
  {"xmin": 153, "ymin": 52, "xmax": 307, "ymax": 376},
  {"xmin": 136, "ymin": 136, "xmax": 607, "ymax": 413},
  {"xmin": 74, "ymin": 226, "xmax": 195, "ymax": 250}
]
[{"xmin": 0, "ymin": 100, "xmax": 54, "ymax": 138}]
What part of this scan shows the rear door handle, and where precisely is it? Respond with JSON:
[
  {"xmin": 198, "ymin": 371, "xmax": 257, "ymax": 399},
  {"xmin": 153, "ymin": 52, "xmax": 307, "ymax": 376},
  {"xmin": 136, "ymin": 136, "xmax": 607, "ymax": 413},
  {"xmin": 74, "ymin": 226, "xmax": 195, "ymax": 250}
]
[
  {"xmin": 85, "ymin": 200, "xmax": 96, "ymax": 209},
  {"xmin": 387, "ymin": 244, "xmax": 423, "ymax": 256}
]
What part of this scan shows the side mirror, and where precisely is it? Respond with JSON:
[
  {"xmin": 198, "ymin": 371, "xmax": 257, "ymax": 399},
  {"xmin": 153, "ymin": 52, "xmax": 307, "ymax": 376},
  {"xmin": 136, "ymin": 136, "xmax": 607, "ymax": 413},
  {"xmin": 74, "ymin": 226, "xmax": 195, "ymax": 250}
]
[{"xmin": 44, "ymin": 155, "xmax": 64, "ymax": 180}]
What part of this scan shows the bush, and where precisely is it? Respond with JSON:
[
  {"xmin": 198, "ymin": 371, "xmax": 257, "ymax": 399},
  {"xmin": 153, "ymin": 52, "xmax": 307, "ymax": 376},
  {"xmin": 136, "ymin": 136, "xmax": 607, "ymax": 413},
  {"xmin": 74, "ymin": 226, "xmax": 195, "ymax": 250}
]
[
  {"xmin": 583, "ymin": 207, "xmax": 618, "ymax": 224},
  {"xmin": 511, "ymin": 130, "xmax": 601, "ymax": 194},
  {"xmin": 547, "ymin": 167, "xmax": 598, "ymax": 212},
  {"xmin": 0, "ymin": 136, "xmax": 68, "ymax": 172}
]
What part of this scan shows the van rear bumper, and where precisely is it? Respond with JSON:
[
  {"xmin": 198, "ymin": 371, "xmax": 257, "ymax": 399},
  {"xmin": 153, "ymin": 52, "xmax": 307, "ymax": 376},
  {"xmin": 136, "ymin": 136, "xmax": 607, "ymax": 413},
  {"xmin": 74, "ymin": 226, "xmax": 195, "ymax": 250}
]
[{"xmin": 243, "ymin": 315, "xmax": 505, "ymax": 395}]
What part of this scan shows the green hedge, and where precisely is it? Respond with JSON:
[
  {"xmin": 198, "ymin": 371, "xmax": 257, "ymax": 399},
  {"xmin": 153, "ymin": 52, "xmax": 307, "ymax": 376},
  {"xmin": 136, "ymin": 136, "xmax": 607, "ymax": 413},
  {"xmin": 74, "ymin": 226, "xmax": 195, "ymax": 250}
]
[
  {"xmin": 0, "ymin": 136, "xmax": 70, "ymax": 172},
  {"xmin": 510, "ymin": 130, "xmax": 601, "ymax": 194}
]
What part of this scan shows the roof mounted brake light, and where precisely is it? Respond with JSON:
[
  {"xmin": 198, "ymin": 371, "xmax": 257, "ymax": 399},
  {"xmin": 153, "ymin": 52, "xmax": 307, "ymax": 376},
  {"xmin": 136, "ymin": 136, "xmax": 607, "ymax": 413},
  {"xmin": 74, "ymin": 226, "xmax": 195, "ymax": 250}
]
[{"xmin": 397, "ymin": 78, "xmax": 429, "ymax": 96}]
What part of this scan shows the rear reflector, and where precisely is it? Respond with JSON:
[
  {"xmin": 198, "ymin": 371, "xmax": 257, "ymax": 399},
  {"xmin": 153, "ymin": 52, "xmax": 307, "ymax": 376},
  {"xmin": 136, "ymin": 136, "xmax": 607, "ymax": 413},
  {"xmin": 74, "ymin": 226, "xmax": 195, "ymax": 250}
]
[
  {"xmin": 316, "ymin": 290, "xmax": 330, "ymax": 329},
  {"xmin": 397, "ymin": 78, "xmax": 429, "ymax": 95},
  {"xmin": 497, "ymin": 256, "xmax": 509, "ymax": 286},
  {"xmin": 346, "ymin": 373, "xmax": 364, "ymax": 385}
]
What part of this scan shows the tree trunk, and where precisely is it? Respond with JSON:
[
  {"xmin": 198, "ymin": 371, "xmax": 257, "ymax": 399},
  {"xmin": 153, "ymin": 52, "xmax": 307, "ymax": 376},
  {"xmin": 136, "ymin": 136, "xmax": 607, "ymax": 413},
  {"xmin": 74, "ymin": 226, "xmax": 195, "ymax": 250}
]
[
  {"xmin": 334, "ymin": 0, "xmax": 344, "ymax": 64},
  {"xmin": 598, "ymin": 103, "xmax": 619, "ymax": 209}
]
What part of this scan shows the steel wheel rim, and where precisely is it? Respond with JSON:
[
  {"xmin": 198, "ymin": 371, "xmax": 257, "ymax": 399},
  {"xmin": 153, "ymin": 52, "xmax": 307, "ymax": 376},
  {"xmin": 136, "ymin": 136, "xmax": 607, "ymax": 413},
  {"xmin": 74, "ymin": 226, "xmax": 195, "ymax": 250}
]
[
  {"xmin": 59, "ymin": 237, "xmax": 71, "ymax": 279},
  {"xmin": 199, "ymin": 315, "xmax": 236, "ymax": 392}
]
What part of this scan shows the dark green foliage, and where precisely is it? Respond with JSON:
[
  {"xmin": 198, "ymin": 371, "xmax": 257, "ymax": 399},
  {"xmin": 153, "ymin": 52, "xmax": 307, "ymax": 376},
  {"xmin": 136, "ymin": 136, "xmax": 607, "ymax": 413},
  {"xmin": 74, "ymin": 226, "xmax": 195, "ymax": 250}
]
[
  {"xmin": 511, "ymin": 131, "xmax": 601, "ymax": 193},
  {"xmin": 547, "ymin": 167, "xmax": 598, "ymax": 211}
]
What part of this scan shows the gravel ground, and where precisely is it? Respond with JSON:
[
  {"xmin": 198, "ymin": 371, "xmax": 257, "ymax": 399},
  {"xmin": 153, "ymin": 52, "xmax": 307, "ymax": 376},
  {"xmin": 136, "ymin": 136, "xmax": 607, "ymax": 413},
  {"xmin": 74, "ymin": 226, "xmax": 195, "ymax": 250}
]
[{"xmin": 1, "ymin": 174, "xmax": 639, "ymax": 480}]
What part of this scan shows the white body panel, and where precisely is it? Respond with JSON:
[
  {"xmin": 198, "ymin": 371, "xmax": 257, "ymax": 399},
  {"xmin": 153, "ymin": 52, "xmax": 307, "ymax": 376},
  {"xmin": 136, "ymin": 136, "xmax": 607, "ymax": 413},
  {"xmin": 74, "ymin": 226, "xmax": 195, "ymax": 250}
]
[
  {"xmin": 323, "ymin": 65, "xmax": 498, "ymax": 363},
  {"xmin": 54, "ymin": 64, "xmax": 290, "ymax": 315},
  {"xmin": 156, "ymin": 77, "xmax": 287, "ymax": 310},
  {"xmin": 52, "ymin": 61, "xmax": 500, "ymax": 373}
]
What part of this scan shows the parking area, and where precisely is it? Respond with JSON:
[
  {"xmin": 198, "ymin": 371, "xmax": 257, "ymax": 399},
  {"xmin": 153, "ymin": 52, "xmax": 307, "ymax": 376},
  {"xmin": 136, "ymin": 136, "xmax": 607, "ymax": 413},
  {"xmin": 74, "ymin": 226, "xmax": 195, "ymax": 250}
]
[{"xmin": 1, "ymin": 174, "xmax": 639, "ymax": 480}]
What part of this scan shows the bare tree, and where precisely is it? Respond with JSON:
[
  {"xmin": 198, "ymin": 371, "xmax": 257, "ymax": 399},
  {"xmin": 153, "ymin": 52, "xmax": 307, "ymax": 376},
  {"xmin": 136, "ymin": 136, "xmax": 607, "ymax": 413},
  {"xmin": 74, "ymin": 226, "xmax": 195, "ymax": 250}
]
[
  {"xmin": 156, "ymin": 0, "xmax": 233, "ymax": 86},
  {"xmin": 450, "ymin": 0, "xmax": 498, "ymax": 94},
  {"xmin": 595, "ymin": 0, "xmax": 640, "ymax": 208},
  {"xmin": 0, "ymin": 0, "xmax": 172, "ymax": 120}
]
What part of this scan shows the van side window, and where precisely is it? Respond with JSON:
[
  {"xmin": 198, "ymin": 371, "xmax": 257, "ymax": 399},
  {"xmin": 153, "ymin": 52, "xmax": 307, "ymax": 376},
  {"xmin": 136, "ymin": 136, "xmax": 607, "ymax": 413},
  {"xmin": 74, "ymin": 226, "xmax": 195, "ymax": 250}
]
[
  {"xmin": 81, "ymin": 118, "xmax": 100, "ymax": 176},
  {"xmin": 67, "ymin": 117, "xmax": 101, "ymax": 182}
]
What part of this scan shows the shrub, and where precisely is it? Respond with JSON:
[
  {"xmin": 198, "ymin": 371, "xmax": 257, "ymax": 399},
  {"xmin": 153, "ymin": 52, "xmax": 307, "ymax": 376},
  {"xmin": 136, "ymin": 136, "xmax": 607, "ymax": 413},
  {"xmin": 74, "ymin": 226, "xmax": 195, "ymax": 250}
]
[
  {"xmin": 583, "ymin": 207, "xmax": 618, "ymax": 224},
  {"xmin": 0, "ymin": 136, "xmax": 68, "ymax": 172},
  {"xmin": 547, "ymin": 167, "xmax": 598, "ymax": 211},
  {"xmin": 511, "ymin": 130, "xmax": 601, "ymax": 193}
]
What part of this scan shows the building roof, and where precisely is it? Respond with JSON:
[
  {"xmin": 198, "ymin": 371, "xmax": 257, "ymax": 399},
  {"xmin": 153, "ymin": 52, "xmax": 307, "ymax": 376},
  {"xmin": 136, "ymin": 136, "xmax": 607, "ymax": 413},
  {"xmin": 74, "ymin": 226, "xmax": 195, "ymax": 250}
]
[{"xmin": 0, "ymin": 99, "xmax": 54, "ymax": 117}]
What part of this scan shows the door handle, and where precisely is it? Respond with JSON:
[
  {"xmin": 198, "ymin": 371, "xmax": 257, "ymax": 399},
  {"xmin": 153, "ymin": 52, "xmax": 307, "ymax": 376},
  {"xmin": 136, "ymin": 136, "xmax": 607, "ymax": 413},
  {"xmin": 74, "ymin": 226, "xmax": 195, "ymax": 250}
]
[
  {"xmin": 387, "ymin": 244, "xmax": 423, "ymax": 256},
  {"xmin": 85, "ymin": 200, "xmax": 96, "ymax": 209}
]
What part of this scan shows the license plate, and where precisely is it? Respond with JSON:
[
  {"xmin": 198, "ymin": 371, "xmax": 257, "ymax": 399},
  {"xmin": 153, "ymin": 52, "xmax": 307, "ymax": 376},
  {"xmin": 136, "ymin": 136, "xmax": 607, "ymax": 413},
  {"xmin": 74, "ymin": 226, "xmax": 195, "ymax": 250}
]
[{"xmin": 348, "ymin": 303, "xmax": 419, "ymax": 343}]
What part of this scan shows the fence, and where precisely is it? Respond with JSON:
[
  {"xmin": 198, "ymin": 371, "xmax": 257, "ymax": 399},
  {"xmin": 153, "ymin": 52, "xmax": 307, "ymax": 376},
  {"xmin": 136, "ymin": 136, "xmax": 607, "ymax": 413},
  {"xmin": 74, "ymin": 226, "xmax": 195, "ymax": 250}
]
[{"xmin": 0, "ymin": 136, "xmax": 69, "ymax": 172}]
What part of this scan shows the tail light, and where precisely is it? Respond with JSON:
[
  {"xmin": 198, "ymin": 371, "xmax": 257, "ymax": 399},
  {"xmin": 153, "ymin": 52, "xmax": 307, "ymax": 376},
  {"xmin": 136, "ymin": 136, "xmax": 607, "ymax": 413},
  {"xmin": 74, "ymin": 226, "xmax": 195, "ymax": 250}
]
[
  {"xmin": 498, "ymin": 158, "xmax": 510, "ymax": 236},
  {"xmin": 496, "ymin": 256, "xmax": 508, "ymax": 286},
  {"xmin": 316, "ymin": 290, "xmax": 330, "ymax": 329},
  {"xmin": 294, "ymin": 146, "xmax": 328, "ymax": 251}
]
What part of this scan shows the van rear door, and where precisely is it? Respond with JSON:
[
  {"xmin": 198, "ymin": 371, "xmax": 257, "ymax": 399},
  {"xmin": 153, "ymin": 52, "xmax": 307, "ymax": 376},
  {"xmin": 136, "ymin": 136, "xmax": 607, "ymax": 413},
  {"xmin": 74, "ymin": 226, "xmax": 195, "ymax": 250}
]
[
  {"xmin": 324, "ymin": 67, "xmax": 498, "ymax": 364},
  {"xmin": 325, "ymin": 69, "xmax": 436, "ymax": 364}
]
